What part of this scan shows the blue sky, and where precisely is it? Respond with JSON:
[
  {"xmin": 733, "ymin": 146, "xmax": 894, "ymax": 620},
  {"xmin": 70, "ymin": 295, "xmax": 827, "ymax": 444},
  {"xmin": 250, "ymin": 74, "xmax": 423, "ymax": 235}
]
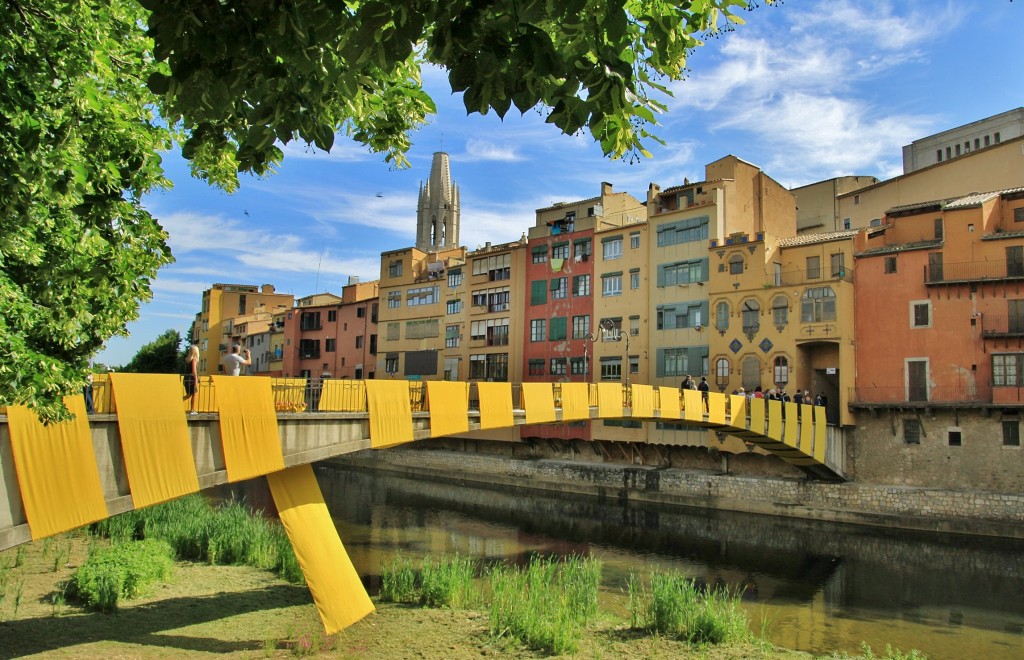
[{"xmin": 98, "ymin": 0, "xmax": 1024, "ymax": 366}]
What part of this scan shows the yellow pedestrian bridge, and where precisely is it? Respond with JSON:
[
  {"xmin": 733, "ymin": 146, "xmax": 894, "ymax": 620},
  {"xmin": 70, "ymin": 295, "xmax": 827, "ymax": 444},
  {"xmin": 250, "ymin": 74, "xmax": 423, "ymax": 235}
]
[{"xmin": 0, "ymin": 374, "xmax": 838, "ymax": 634}]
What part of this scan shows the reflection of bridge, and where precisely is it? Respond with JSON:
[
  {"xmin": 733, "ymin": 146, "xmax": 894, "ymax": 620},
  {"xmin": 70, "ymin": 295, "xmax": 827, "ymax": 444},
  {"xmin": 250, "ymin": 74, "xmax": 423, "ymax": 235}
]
[{"xmin": 0, "ymin": 374, "xmax": 838, "ymax": 633}]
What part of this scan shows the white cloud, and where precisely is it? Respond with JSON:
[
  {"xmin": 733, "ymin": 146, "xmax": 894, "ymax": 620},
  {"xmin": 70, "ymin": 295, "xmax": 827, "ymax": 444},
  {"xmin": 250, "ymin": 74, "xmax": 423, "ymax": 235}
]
[
  {"xmin": 150, "ymin": 278, "xmax": 213, "ymax": 296},
  {"xmin": 458, "ymin": 139, "xmax": 524, "ymax": 162},
  {"xmin": 279, "ymin": 139, "xmax": 374, "ymax": 162}
]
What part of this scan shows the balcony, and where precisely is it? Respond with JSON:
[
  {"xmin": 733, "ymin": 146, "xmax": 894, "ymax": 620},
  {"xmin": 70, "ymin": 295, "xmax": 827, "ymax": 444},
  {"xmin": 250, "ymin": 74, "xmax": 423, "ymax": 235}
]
[
  {"xmin": 299, "ymin": 322, "xmax": 322, "ymax": 332},
  {"xmin": 298, "ymin": 350, "xmax": 321, "ymax": 360},
  {"xmin": 981, "ymin": 315, "xmax": 1024, "ymax": 338},
  {"xmin": 764, "ymin": 268, "xmax": 853, "ymax": 288},
  {"xmin": 849, "ymin": 385, "xmax": 995, "ymax": 408},
  {"xmin": 925, "ymin": 258, "xmax": 1024, "ymax": 285}
]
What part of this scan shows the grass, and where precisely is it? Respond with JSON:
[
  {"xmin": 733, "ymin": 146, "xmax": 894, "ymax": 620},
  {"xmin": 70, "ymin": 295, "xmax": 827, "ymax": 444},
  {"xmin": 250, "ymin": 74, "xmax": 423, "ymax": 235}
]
[
  {"xmin": 627, "ymin": 570, "xmax": 752, "ymax": 645},
  {"xmin": 68, "ymin": 538, "xmax": 174, "ymax": 612},
  {"xmin": 378, "ymin": 553, "xmax": 477, "ymax": 608}
]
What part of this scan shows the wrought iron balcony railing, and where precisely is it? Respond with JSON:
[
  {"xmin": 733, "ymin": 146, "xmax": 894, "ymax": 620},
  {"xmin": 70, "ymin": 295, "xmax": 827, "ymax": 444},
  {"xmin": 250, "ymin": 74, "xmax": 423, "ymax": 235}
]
[
  {"xmin": 925, "ymin": 258, "xmax": 1024, "ymax": 284},
  {"xmin": 849, "ymin": 385, "xmax": 994, "ymax": 406}
]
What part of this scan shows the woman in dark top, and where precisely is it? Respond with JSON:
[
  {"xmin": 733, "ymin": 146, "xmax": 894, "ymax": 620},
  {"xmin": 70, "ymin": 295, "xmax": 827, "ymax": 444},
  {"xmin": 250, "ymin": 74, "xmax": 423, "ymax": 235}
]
[{"xmin": 183, "ymin": 345, "xmax": 199, "ymax": 414}]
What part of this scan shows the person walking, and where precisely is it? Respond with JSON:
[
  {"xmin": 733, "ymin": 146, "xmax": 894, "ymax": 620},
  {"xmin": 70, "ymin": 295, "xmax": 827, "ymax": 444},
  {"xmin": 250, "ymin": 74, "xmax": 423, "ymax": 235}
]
[
  {"xmin": 697, "ymin": 376, "xmax": 710, "ymax": 412},
  {"xmin": 82, "ymin": 373, "xmax": 95, "ymax": 414},
  {"xmin": 221, "ymin": 345, "xmax": 251, "ymax": 377},
  {"xmin": 183, "ymin": 345, "xmax": 200, "ymax": 414}
]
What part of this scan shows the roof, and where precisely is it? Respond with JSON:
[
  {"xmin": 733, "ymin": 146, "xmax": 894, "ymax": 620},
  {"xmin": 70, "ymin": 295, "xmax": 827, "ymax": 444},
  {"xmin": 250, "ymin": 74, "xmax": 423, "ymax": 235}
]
[
  {"xmin": 944, "ymin": 187, "xmax": 1024, "ymax": 209},
  {"xmin": 777, "ymin": 229, "xmax": 859, "ymax": 248},
  {"xmin": 855, "ymin": 239, "xmax": 943, "ymax": 257}
]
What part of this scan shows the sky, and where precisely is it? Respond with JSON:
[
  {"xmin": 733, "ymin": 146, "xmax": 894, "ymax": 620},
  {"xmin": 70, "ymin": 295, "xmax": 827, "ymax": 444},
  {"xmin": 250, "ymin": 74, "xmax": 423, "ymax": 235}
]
[{"xmin": 97, "ymin": 0, "xmax": 1024, "ymax": 366}]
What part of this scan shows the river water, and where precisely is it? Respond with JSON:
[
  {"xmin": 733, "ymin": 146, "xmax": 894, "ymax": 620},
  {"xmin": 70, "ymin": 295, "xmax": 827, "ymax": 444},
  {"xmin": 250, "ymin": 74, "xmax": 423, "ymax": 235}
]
[{"xmin": 308, "ymin": 464, "xmax": 1024, "ymax": 659}]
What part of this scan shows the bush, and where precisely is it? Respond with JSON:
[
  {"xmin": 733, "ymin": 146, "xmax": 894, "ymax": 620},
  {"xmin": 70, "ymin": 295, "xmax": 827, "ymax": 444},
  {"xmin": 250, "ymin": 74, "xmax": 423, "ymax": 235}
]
[
  {"xmin": 378, "ymin": 554, "xmax": 417, "ymax": 604},
  {"xmin": 70, "ymin": 539, "xmax": 174, "ymax": 612},
  {"xmin": 628, "ymin": 570, "xmax": 750, "ymax": 645},
  {"xmin": 420, "ymin": 554, "xmax": 476, "ymax": 608}
]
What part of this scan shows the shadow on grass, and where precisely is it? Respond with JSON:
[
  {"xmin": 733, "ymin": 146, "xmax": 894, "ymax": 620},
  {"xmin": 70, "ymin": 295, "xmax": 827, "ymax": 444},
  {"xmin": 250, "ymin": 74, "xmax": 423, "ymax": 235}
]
[{"xmin": 0, "ymin": 583, "xmax": 312, "ymax": 658}]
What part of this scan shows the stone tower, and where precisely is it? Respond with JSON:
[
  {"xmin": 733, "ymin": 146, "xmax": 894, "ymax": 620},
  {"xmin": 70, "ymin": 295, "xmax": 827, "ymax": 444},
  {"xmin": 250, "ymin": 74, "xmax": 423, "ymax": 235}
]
[{"xmin": 416, "ymin": 152, "xmax": 460, "ymax": 250}]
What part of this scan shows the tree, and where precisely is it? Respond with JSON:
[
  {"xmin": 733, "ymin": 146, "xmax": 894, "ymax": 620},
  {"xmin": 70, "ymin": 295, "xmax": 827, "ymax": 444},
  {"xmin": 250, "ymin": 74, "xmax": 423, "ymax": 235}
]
[
  {"xmin": 1, "ymin": 0, "xmax": 775, "ymax": 419},
  {"xmin": 120, "ymin": 330, "xmax": 184, "ymax": 374}
]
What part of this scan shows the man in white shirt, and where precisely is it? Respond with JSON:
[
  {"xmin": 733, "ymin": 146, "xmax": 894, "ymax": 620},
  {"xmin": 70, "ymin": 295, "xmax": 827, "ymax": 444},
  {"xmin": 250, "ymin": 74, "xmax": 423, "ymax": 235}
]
[{"xmin": 222, "ymin": 345, "xmax": 251, "ymax": 376}]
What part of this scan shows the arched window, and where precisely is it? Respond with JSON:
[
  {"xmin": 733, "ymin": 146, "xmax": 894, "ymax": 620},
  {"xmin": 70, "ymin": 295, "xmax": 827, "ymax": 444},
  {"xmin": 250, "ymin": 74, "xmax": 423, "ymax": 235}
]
[
  {"xmin": 728, "ymin": 253, "xmax": 745, "ymax": 275},
  {"xmin": 715, "ymin": 301, "xmax": 730, "ymax": 332},
  {"xmin": 773, "ymin": 356, "xmax": 789, "ymax": 385},
  {"xmin": 801, "ymin": 287, "xmax": 836, "ymax": 323},
  {"xmin": 742, "ymin": 355, "xmax": 761, "ymax": 391},
  {"xmin": 715, "ymin": 357, "xmax": 730, "ymax": 388},
  {"xmin": 741, "ymin": 299, "xmax": 760, "ymax": 337},
  {"xmin": 772, "ymin": 295, "xmax": 789, "ymax": 329}
]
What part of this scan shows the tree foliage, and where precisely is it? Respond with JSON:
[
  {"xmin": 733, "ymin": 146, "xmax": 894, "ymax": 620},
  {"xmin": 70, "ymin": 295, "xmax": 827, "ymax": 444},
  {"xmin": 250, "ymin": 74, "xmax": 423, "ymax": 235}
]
[
  {"xmin": 120, "ymin": 330, "xmax": 183, "ymax": 375},
  {"xmin": 1, "ymin": 0, "xmax": 774, "ymax": 419}
]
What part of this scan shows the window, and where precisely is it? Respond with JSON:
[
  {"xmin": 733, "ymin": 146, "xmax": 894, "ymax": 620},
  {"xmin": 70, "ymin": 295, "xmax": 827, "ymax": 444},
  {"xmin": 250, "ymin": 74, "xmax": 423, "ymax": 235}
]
[
  {"xmin": 600, "ymin": 318, "xmax": 622, "ymax": 341},
  {"xmin": 773, "ymin": 356, "xmax": 789, "ymax": 385},
  {"xmin": 772, "ymin": 296, "xmax": 788, "ymax": 329},
  {"xmin": 552, "ymin": 242, "xmax": 570, "ymax": 260},
  {"xmin": 470, "ymin": 320, "xmax": 486, "ymax": 341},
  {"xmin": 630, "ymin": 270, "xmax": 640, "ymax": 290},
  {"xmin": 993, "ymin": 354, "xmax": 1024, "ymax": 386},
  {"xmin": 806, "ymin": 256, "xmax": 821, "ymax": 279},
  {"xmin": 741, "ymin": 299, "xmax": 760, "ymax": 336},
  {"xmin": 660, "ymin": 348, "xmax": 688, "ymax": 377},
  {"xmin": 387, "ymin": 291, "xmax": 401, "ymax": 308},
  {"xmin": 448, "ymin": 269, "xmax": 463, "ymax": 288},
  {"xmin": 487, "ymin": 319, "xmax": 510, "ymax": 346},
  {"xmin": 995, "ymin": 131, "xmax": 1002, "ymax": 143},
  {"xmin": 470, "ymin": 354, "xmax": 508, "ymax": 381},
  {"xmin": 657, "ymin": 259, "xmax": 707, "ymax": 286},
  {"xmin": 551, "ymin": 277, "xmax": 568, "ymax": 299},
  {"xmin": 574, "ymin": 240, "xmax": 592, "ymax": 259},
  {"xmin": 549, "ymin": 316, "xmax": 567, "ymax": 341},
  {"xmin": 948, "ymin": 429, "xmax": 962, "ymax": 447},
  {"xmin": 602, "ymin": 273, "xmax": 622, "ymax": 296},
  {"xmin": 407, "ymin": 286, "xmax": 439, "ymax": 306},
  {"xmin": 843, "ymin": 218, "xmax": 851, "ymax": 230},
  {"xmin": 830, "ymin": 252, "xmax": 845, "ymax": 278},
  {"xmin": 473, "ymin": 253, "xmax": 511, "ymax": 281},
  {"xmin": 488, "ymin": 288, "xmax": 510, "ymax": 312},
  {"xmin": 904, "ymin": 418, "xmax": 921, "ymax": 445},
  {"xmin": 657, "ymin": 302, "xmax": 705, "ymax": 330},
  {"xmin": 574, "ymin": 274, "xmax": 591, "ymax": 296},
  {"xmin": 1007, "ymin": 246, "xmax": 1024, "ymax": 277},
  {"xmin": 729, "ymin": 253, "xmax": 744, "ymax": 275},
  {"xmin": 1003, "ymin": 421, "xmax": 1020, "ymax": 446},
  {"xmin": 528, "ymin": 359, "xmax": 545, "ymax": 376},
  {"xmin": 630, "ymin": 355, "xmax": 639, "ymax": 374},
  {"xmin": 385, "ymin": 355, "xmax": 399, "ymax": 374},
  {"xmin": 405, "ymin": 319, "xmax": 439, "ymax": 339},
  {"xmin": 715, "ymin": 301, "xmax": 730, "ymax": 332},
  {"xmin": 936, "ymin": 149, "xmax": 942, "ymax": 162},
  {"xmin": 602, "ymin": 236, "xmax": 623, "ymax": 260},
  {"xmin": 885, "ymin": 256, "xmax": 898, "ymax": 274},
  {"xmin": 550, "ymin": 358, "xmax": 567, "ymax": 376},
  {"xmin": 629, "ymin": 316, "xmax": 640, "ymax": 336},
  {"xmin": 355, "ymin": 335, "xmax": 364, "ymax": 349},
  {"xmin": 934, "ymin": 218, "xmax": 943, "ymax": 240},
  {"xmin": 657, "ymin": 217, "xmax": 708, "ymax": 246},
  {"xmin": 299, "ymin": 339, "xmax": 320, "ymax": 359},
  {"xmin": 300, "ymin": 311, "xmax": 321, "ymax": 331},
  {"xmin": 530, "ymin": 319, "xmax": 546, "ymax": 342},
  {"xmin": 532, "ymin": 246, "xmax": 548, "ymax": 264},
  {"xmin": 570, "ymin": 357, "xmax": 587, "ymax": 375},
  {"xmin": 911, "ymin": 301, "xmax": 931, "ymax": 328},
  {"xmin": 715, "ymin": 357, "xmax": 730, "ymax": 387},
  {"xmin": 984, "ymin": 135, "xmax": 990, "ymax": 147},
  {"xmin": 853, "ymin": 194, "xmax": 860, "ymax": 205},
  {"xmin": 445, "ymin": 325, "xmax": 460, "ymax": 348},
  {"xmin": 801, "ymin": 287, "xmax": 836, "ymax": 323},
  {"xmin": 444, "ymin": 357, "xmax": 460, "ymax": 381},
  {"xmin": 447, "ymin": 299, "xmax": 462, "ymax": 314},
  {"xmin": 601, "ymin": 357, "xmax": 622, "ymax": 381},
  {"xmin": 325, "ymin": 338, "xmax": 336, "ymax": 352},
  {"xmin": 386, "ymin": 322, "xmax": 399, "ymax": 341},
  {"xmin": 530, "ymin": 280, "xmax": 547, "ymax": 305},
  {"xmin": 328, "ymin": 310, "xmax": 338, "ymax": 322},
  {"xmin": 572, "ymin": 315, "xmax": 590, "ymax": 339},
  {"xmin": 1014, "ymin": 208, "xmax": 1024, "ymax": 223},
  {"xmin": 630, "ymin": 232, "xmax": 641, "ymax": 249},
  {"xmin": 237, "ymin": 294, "xmax": 247, "ymax": 315},
  {"xmin": 389, "ymin": 260, "xmax": 403, "ymax": 278}
]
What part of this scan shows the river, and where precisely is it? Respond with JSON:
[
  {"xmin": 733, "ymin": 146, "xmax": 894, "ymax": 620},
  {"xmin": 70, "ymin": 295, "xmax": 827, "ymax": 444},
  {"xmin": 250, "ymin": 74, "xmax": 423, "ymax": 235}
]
[{"xmin": 308, "ymin": 463, "xmax": 1024, "ymax": 659}]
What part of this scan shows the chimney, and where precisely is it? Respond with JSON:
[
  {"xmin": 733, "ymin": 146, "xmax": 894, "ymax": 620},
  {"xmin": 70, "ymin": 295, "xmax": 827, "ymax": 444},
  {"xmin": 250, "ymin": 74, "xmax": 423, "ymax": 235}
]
[
  {"xmin": 261, "ymin": 284, "xmax": 275, "ymax": 294},
  {"xmin": 601, "ymin": 182, "xmax": 613, "ymax": 196},
  {"xmin": 348, "ymin": 275, "xmax": 360, "ymax": 285}
]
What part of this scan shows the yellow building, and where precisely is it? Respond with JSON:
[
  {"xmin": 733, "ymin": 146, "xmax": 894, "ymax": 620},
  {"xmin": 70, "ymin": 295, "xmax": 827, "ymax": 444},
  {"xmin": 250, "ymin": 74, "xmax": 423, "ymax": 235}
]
[
  {"xmin": 190, "ymin": 283, "xmax": 294, "ymax": 375},
  {"xmin": 791, "ymin": 175, "xmax": 879, "ymax": 234}
]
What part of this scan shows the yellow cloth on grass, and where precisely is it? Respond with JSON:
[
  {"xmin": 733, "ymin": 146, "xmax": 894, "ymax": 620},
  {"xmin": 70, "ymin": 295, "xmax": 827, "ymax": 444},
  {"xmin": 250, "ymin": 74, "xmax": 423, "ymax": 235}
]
[
  {"xmin": 6, "ymin": 396, "xmax": 107, "ymax": 540},
  {"xmin": 559, "ymin": 383, "xmax": 590, "ymax": 421},
  {"xmin": 267, "ymin": 464, "xmax": 374, "ymax": 634},
  {"xmin": 365, "ymin": 380, "xmax": 414, "ymax": 448},
  {"xmin": 476, "ymin": 382, "xmax": 514, "ymax": 430},
  {"xmin": 110, "ymin": 374, "xmax": 200, "ymax": 509},
  {"xmin": 427, "ymin": 381, "xmax": 469, "ymax": 438},
  {"xmin": 213, "ymin": 376, "xmax": 284, "ymax": 482}
]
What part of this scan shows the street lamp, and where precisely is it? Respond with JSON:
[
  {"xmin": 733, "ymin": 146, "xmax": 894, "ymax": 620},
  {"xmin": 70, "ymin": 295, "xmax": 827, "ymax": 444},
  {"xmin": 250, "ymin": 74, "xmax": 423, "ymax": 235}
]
[
  {"xmin": 599, "ymin": 318, "xmax": 631, "ymax": 387},
  {"xmin": 582, "ymin": 331, "xmax": 598, "ymax": 382}
]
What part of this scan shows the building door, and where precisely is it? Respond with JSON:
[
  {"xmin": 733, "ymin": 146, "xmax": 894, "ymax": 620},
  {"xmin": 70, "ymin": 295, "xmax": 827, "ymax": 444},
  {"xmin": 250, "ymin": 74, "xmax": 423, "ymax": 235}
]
[
  {"xmin": 1007, "ymin": 246, "xmax": 1024, "ymax": 277},
  {"xmin": 927, "ymin": 253, "xmax": 943, "ymax": 282},
  {"xmin": 1009, "ymin": 300, "xmax": 1024, "ymax": 334},
  {"xmin": 907, "ymin": 360, "xmax": 928, "ymax": 402}
]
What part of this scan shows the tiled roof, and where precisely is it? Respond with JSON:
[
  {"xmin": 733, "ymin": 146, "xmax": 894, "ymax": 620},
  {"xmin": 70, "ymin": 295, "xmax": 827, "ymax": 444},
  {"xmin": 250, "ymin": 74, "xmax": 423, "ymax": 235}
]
[
  {"xmin": 777, "ymin": 229, "xmax": 859, "ymax": 248},
  {"xmin": 944, "ymin": 187, "xmax": 1024, "ymax": 209},
  {"xmin": 855, "ymin": 239, "xmax": 943, "ymax": 257}
]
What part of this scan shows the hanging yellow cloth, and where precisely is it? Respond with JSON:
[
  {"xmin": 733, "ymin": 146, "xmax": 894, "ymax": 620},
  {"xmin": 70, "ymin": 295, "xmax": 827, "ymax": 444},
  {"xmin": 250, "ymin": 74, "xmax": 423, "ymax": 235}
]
[
  {"xmin": 476, "ymin": 381, "xmax": 514, "ymax": 430},
  {"xmin": 708, "ymin": 392, "xmax": 727, "ymax": 425},
  {"xmin": 365, "ymin": 380, "xmax": 414, "ymax": 448},
  {"xmin": 766, "ymin": 398, "xmax": 783, "ymax": 441},
  {"xmin": 658, "ymin": 387, "xmax": 681, "ymax": 419},
  {"xmin": 559, "ymin": 382, "xmax": 590, "ymax": 421},
  {"xmin": 427, "ymin": 381, "xmax": 469, "ymax": 438},
  {"xmin": 729, "ymin": 395, "xmax": 747, "ymax": 429},
  {"xmin": 319, "ymin": 380, "xmax": 367, "ymax": 412},
  {"xmin": 110, "ymin": 374, "xmax": 200, "ymax": 509},
  {"xmin": 596, "ymin": 382, "xmax": 623, "ymax": 419},
  {"xmin": 6, "ymin": 396, "xmax": 108, "ymax": 540},
  {"xmin": 682, "ymin": 389, "xmax": 703, "ymax": 423},
  {"xmin": 267, "ymin": 465, "xmax": 374, "ymax": 634},
  {"xmin": 630, "ymin": 384, "xmax": 655, "ymax": 418},
  {"xmin": 550, "ymin": 258, "xmax": 564, "ymax": 272},
  {"xmin": 521, "ymin": 382, "xmax": 556, "ymax": 424},
  {"xmin": 212, "ymin": 376, "xmax": 284, "ymax": 482},
  {"xmin": 813, "ymin": 406, "xmax": 828, "ymax": 463}
]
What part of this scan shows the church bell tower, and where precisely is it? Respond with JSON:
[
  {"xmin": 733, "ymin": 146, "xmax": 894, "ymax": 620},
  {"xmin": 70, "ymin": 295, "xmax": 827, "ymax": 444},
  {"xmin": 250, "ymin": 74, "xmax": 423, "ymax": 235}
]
[{"xmin": 416, "ymin": 152, "xmax": 460, "ymax": 250}]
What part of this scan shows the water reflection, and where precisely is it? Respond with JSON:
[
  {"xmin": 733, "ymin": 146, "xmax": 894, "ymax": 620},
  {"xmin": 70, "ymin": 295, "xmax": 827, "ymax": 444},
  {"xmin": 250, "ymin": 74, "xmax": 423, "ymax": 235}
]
[{"xmin": 309, "ymin": 464, "xmax": 1023, "ymax": 659}]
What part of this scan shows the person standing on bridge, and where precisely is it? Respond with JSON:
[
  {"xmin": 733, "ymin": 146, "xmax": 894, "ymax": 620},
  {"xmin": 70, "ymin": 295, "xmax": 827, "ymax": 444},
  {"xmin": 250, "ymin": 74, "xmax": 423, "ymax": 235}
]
[
  {"xmin": 183, "ymin": 345, "xmax": 200, "ymax": 414},
  {"xmin": 697, "ymin": 376, "xmax": 710, "ymax": 412},
  {"xmin": 222, "ymin": 345, "xmax": 251, "ymax": 377}
]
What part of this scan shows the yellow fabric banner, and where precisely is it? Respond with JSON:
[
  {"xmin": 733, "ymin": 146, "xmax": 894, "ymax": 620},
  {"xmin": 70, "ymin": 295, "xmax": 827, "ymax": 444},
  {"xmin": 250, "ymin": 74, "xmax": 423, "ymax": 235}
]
[
  {"xmin": 273, "ymin": 378, "xmax": 308, "ymax": 408},
  {"xmin": 559, "ymin": 382, "xmax": 590, "ymax": 421},
  {"xmin": 631, "ymin": 384, "xmax": 655, "ymax": 418},
  {"xmin": 729, "ymin": 395, "xmax": 748, "ymax": 429},
  {"xmin": 427, "ymin": 381, "xmax": 469, "ymax": 438},
  {"xmin": 319, "ymin": 380, "xmax": 367, "ymax": 412},
  {"xmin": 749, "ymin": 397, "xmax": 766, "ymax": 436},
  {"xmin": 658, "ymin": 387, "xmax": 681, "ymax": 419},
  {"xmin": 783, "ymin": 403, "xmax": 799, "ymax": 448},
  {"xmin": 267, "ymin": 465, "xmax": 374, "ymax": 634},
  {"xmin": 767, "ymin": 399, "xmax": 783, "ymax": 441},
  {"xmin": 476, "ymin": 382, "xmax": 514, "ymax": 430},
  {"xmin": 212, "ymin": 376, "xmax": 284, "ymax": 482},
  {"xmin": 682, "ymin": 389, "xmax": 703, "ymax": 422},
  {"xmin": 596, "ymin": 383, "xmax": 623, "ymax": 419},
  {"xmin": 814, "ymin": 406, "xmax": 828, "ymax": 463},
  {"xmin": 365, "ymin": 380, "xmax": 414, "ymax": 448},
  {"xmin": 521, "ymin": 382, "xmax": 556, "ymax": 424},
  {"xmin": 91, "ymin": 373, "xmax": 116, "ymax": 413},
  {"xmin": 110, "ymin": 374, "xmax": 200, "ymax": 509},
  {"xmin": 6, "ymin": 396, "xmax": 108, "ymax": 540},
  {"xmin": 799, "ymin": 406, "xmax": 815, "ymax": 457},
  {"xmin": 708, "ymin": 392, "xmax": 726, "ymax": 425}
]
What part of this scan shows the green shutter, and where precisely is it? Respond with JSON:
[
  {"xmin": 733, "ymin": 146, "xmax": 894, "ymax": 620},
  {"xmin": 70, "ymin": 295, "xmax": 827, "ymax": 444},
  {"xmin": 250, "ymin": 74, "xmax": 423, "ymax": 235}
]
[
  {"xmin": 531, "ymin": 280, "xmax": 547, "ymax": 305},
  {"xmin": 656, "ymin": 265, "xmax": 666, "ymax": 288},
  {"xmin": 549, "ymin": 316, "xmax": 567, "ymax": 340},
  {"xmin": 655, "ymin": 348, "xmax": 665, "ymax": 378},
  {"xmin": 700, "ymin": 258, "xmax": 709, "ymax": 282}
]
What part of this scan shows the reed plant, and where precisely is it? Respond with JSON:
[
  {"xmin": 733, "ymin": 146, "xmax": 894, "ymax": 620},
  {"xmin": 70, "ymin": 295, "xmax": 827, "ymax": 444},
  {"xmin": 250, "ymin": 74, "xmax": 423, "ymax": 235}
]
[
  {"xmin": 420, "ymin": 554, "xmax": 476, "ymax": 608},
  {"xmin": 378, "ymin": 554, "xmax": 417, "ymax": 603},
  {"xmin": 488, "ymin": 555, "xmax": 602, "ymax": 655},
  {"xmin": 627, "ymin": 570, "xmax": 750, "ymax": 645},
  {"xmin": 69, "ymin": 538, "xmax": 174, "ymax": 612}
]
